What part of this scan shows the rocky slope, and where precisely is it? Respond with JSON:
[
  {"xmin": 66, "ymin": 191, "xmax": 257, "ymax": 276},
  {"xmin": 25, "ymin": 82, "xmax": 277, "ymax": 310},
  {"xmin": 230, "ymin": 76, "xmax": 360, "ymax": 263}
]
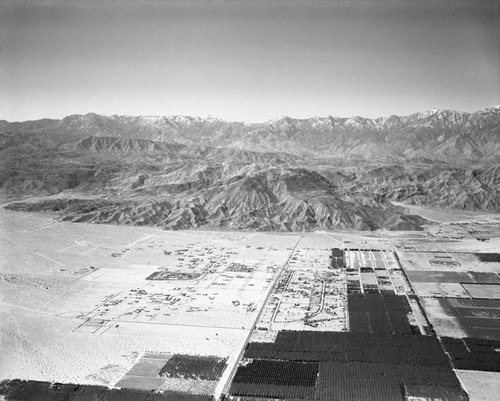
[
  {"xmin": 1, "ymin": 106, "xmax": 499, "ymax": 163},
  {"xmin": 1, "ymin": 107, "xmax": 499, "ymax": 231},
  {"xmin": 3, "ymin": 164, "xmax": 428, "ymax": 231}
]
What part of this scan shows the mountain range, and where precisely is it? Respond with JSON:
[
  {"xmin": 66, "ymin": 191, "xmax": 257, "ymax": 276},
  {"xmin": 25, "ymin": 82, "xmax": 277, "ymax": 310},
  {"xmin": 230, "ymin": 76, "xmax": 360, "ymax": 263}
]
[{"xmin": 1, "ymin": 106, "xmax": 499, "ymax": 231}]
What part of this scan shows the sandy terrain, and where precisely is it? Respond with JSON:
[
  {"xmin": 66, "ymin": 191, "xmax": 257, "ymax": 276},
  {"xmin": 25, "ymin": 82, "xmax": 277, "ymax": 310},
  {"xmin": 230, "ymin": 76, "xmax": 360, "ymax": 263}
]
[
  {"xmin": 456, "ymin": 370, "xmax": 500, "ymax": 401},
  {"xmin": 0, "ymin": 210, "xmax": 297, "ymax": 397},
  {"xmin": 2, "ymin": 206, "xmax": 500, "ymax": 398},
  {"xmin": 419, "ymin": 298, "xmax": 468, "ymax": 338},
  {"xmin": 392, "ymin": 202, "xmax": 499, "ymax": 224}
]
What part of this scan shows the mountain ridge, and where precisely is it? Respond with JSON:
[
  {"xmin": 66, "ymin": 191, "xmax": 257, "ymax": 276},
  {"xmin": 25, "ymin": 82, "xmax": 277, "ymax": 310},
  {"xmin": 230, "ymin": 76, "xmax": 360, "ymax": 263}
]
[
  {"xmin": 1, "ymin": 106, "xmax": 499, "ymax": 232},
  {"xmin": 2, "ymin": 106, "xmax": 499, "ymax": 164}
]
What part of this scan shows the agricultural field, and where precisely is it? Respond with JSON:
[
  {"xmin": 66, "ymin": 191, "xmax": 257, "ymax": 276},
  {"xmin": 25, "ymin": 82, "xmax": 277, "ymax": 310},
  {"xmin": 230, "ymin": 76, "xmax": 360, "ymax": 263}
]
[
  {"xmin": 232, "ymin": 331, "xmax": 466, "ymax": 400},
  {"xmin": 2, "ymin": 207, "xmax": 500, "ymax": 400},
  {"xmin": 396, "ymin": 246, "xmax": 500, "ymax": 341},
  {"xmin": 227, "ymin": 213, "xmax": 500, "ymax": 400}
]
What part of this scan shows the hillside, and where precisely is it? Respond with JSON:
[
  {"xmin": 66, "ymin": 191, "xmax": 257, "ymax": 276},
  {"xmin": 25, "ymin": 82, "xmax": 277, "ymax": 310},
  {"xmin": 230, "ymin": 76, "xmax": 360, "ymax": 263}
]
[{"xmin": 1, "ymin": 107, "xmax": 499, "ymax": 231}]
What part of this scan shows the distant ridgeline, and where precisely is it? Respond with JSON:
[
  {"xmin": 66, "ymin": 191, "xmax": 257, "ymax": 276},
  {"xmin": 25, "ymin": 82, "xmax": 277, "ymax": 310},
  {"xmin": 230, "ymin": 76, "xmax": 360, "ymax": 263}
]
[{"xmin": 1, "ymin": 107, "xmax": 500, "ymax": 231}]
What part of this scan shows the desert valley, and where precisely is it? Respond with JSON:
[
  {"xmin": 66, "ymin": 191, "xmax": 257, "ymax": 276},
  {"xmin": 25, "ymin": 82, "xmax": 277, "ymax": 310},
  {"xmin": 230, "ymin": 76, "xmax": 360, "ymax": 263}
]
[{"xmin": 1, "ymin": 107, "xmax": 500, "ymax": 400}]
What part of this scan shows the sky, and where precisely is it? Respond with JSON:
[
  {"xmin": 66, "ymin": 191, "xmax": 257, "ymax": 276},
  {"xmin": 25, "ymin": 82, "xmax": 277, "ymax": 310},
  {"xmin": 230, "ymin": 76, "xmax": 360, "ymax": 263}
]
[{"xmin": 0, "ymin": 0, "xmax": 499, "ymax": 122}]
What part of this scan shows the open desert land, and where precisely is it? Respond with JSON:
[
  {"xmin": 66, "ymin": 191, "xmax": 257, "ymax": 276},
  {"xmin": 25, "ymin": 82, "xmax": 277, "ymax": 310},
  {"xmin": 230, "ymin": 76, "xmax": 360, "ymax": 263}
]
[
  {"xmin": 0, "ymin": 209, "xmax": 299, "ymax": 397},
  {"xmin": 2, "ymin": 207, "xmax": 500, "ymax": 400},
  {"xmin": 455, "ymin": 370, "xmax": 500, "ymax": 401}
]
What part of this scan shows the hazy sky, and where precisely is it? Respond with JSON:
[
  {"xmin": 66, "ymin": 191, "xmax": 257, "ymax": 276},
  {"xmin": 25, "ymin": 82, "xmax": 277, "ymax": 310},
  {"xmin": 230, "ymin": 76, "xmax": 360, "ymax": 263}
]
[{"xmin": 1, "ymin": 0, "xmax": 499, "ymax": 122}]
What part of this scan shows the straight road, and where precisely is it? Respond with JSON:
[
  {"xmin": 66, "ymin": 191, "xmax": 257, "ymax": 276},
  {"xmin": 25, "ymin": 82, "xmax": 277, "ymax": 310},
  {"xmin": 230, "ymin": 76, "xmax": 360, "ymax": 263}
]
[{"xmin": 219, "ymin": 235, "xmax": 302, "ymax": 398}]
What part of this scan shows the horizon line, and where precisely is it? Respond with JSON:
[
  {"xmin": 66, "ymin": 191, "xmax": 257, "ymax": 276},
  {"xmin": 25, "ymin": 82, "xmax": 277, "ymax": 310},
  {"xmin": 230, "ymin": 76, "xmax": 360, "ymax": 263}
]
[{"xmin": 2, "ymin": 105, "xmax": 499, "ymax": 125}]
